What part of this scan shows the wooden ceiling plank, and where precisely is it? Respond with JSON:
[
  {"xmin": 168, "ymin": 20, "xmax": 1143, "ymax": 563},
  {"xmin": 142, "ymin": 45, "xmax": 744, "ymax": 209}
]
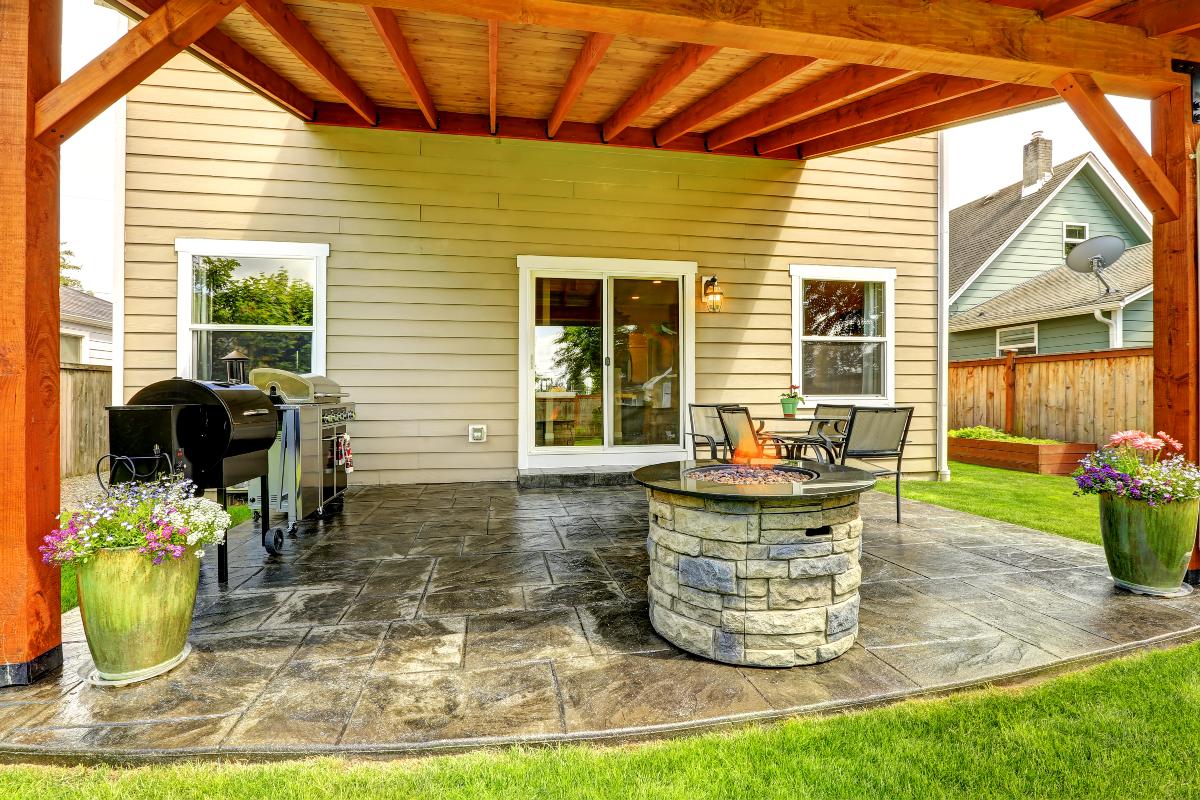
[
  {"xmin": 488, "ymin": 20, "xmax": 499, "ymax": 134},
  {"xmin": 756, "ymin": 74, "xmax": 997, "ymax": 153},
  {"xmin": 365, "ymin": 7, "xmax": 437, "ymax": 128},
  {"xmin": 1052, "ymin": 71, "xmax": 1180, "ymax": 221},
  {"xmin": 602, "ymin": 42, "xmax": 721, "ymax": 142},
  {"xmin": 654, "ymin": 54, "xmax": 815, "ymax": 145},
  {"xmin": 547, "ymin": 32, "xmax": 614, "ymax": 138},
  {"xmin": 798, "ymin": 83, "xmax": 1058, "ymax": 160},
  {"xmin": 107, "ymin": 0, "xmax": 314, "ymax": 119},
  {"xmin": 705, "ymin": 65, "xmax": 913, "ymax": 152},
  {"xmin": 338, "ymin": 0, "xmax": 1200, "ymax": 96},
  {"xmin": 1099, "ymin": 0, "xmax": 1200, "ymax": 37},
  {"xmin": 34, "ymin": 0, "xmax": 244, "ymax": 143},
  {"xmin": 1040, "ymin": 0, "xmax": 1112, "ymax": 22},
  {"xmin": 244, "ymin": 0, "xmax": 377, "ymax": 125}
]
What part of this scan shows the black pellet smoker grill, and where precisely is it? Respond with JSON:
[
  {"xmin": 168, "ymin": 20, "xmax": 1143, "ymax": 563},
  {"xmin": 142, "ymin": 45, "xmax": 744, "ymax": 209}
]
[{"xmin": 102, "ymin": 352, "xmax": 354, "ymax": 582}]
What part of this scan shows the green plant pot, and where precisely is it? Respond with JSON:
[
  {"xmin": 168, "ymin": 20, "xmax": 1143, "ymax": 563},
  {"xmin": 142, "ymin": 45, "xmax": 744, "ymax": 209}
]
[
  {"xmin": 780, "ymin": 397, "xmax": 800, "ymax": 418},
  {"xmin": 1099, "ymin": 493, "xmax": 1198, "ymax": 597},
  {"xmin": 76, "ymin": 546, "xmax": 200, "ymax": 683}
]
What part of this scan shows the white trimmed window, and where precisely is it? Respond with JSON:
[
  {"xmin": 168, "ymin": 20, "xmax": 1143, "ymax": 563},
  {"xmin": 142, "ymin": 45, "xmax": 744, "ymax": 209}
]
[
  {"xmin": 996, "ymin": 324, "xmax": 1037, "ymax": 357},
  {"xmin": 175, "ymin": 239, "xmax": 328, "ymax": 380},
  {"xmin": 1063, "ymin": 222, "xmax": 1089, "ymax": 257},
  {"xmin": 790, "ymin": 265, "xmax": 896, "ymax": 403}
]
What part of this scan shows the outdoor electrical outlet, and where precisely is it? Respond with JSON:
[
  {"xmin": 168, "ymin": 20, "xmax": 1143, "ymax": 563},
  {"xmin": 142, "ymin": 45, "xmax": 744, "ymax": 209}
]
[{"xmin": 468, "ymin": 424, "xmax": 487, "ymax": 443}]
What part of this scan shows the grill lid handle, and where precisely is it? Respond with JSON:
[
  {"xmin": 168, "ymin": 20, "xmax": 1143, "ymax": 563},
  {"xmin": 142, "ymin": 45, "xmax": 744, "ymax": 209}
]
[{"xmin": 242, "ymin": 408, "xmax": 271, "ymax": 417}]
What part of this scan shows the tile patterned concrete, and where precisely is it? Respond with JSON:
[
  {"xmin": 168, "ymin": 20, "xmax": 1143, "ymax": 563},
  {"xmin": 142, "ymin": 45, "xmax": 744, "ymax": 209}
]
[{"xmin": 2, "ymin": 484, "xmax": 1198, "ymax": 759}]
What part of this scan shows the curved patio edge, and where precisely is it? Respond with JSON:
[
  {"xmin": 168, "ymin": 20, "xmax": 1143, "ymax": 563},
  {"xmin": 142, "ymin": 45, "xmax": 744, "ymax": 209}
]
[{"xmin": 3, "ymin": 623, "xmax": 1198, "ymax": 767}]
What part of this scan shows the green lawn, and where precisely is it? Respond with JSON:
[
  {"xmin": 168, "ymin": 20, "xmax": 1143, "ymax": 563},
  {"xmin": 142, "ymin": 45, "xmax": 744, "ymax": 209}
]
[
  {"xmin": 3, "ymin": 640, "xmax": 1200, "ymax": 798},
  {"xmin": 57, "ymin": 504, "xmax": 252, "ymax": 613},
  {"xmin": 878, "ymin": 460, "xmax": 1100, "ymax": 545}
]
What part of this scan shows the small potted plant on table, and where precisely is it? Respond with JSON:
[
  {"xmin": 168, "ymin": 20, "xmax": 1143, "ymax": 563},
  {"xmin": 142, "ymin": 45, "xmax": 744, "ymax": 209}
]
[
  {"xmin": 41, "ymin": 474, "xmax": 232, "ymax": 684},
  {"xmin": 1074, "ymin": 430, "xmax": 1200, "ymax": 597},
  {"xmin": 780, "ymin": 385, "xmax": 803, "ymax": 418}
]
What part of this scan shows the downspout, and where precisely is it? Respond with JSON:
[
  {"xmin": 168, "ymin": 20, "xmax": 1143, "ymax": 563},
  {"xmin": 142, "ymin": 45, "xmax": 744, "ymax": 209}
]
[
  {"xmin": 1093, "ymin": 307, "xmax": 1123, "ymax": 349},
  {"xmin": 936, "ymin": 132, "xmax": 951, "ymax": 481}
]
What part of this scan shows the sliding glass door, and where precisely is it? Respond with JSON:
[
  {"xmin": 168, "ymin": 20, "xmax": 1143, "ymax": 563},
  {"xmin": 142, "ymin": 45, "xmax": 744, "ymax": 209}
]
[{"xmin": 610, "ymin": 278, "xmax": 681, "ymax": 447}]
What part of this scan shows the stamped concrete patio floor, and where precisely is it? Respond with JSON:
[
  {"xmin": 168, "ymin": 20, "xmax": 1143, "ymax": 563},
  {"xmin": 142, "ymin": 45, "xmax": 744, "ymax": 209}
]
[{"xmin": 3, "ymin": 483, "xmax": 1200, "ymax": 760}]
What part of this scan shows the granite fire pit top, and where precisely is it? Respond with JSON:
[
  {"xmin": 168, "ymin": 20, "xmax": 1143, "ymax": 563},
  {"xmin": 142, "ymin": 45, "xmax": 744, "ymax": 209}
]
[
  {"xmin": 1, "ymin": 483, "xmax": 1199, "ymax": 762},
  {"xmin": 634, "ymin": 459, "xmax": 877, "ymax": 500}
]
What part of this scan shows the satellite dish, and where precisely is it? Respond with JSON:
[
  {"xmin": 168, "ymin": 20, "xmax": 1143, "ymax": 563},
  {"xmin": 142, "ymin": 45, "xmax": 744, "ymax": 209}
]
[{"xmin": 1066, "ymin": 235, "xmax": 1126, "ymax": 295}]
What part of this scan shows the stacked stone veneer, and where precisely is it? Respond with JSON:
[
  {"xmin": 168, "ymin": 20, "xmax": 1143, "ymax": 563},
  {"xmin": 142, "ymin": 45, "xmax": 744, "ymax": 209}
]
[{"xmin": 646, "ymin": 488, "xmax": 863, "ymax": 668}]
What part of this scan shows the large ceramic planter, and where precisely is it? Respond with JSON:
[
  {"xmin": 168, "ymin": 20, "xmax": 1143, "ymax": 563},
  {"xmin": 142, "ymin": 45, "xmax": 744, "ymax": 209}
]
[
  {"xmin": 76, "ymin": 546, "xmax": 201, "ymax": 683},
  {"xmin": 1099, "ymin": 493, "xmax": 1198, "ymax": 597}
]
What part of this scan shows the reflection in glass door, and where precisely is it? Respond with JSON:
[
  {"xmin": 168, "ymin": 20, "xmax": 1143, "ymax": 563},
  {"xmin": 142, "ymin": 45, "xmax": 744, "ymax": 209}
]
[
  {"xmin": 532, "ymin": 277, "xmax": 603, "ymax": 447},
  {"xmin": 610, "ymin": 278, "xmax": 681, "ymax": 446}
]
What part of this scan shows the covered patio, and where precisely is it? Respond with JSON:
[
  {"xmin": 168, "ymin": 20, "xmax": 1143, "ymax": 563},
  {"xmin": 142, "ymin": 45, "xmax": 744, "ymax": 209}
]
[{"xmin": 1, "ymin": 486, "xmax": 1197, "ymax": 759}]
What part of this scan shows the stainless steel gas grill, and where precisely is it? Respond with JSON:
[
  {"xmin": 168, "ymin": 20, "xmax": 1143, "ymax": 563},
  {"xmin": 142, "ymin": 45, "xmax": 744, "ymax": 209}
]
[{"xmin": 246, "ymin": 368, "xmax": 356, "ymax": 533}]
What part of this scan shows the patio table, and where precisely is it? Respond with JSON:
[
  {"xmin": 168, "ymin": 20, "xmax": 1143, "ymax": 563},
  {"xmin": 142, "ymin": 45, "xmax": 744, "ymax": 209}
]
[{"xmin": 753, "ymin": 415, "xmax": 848, "ymax": 461}]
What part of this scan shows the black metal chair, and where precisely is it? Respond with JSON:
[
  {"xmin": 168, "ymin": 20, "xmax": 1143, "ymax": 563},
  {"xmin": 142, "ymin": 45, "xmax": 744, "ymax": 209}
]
[
  {"xmin": 687, "ymin": 404, "xmax": 730, "ymax": 460},
  {"xmin": 830, "ymin": 406, "xmax": 915, "ymax": 522},
  {"xmin": 782, "ymin": 403, "xmax": 854, "ymax": 461},
  {"xmin": 716, "ymin": 406, "xmax": 788, "ymax": 459}
]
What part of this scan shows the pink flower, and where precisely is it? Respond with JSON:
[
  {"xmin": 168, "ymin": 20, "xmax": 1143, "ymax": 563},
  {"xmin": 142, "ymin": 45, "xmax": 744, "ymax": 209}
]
[
  {"xmin": 1157, "ymin": 431, "xmax": 1184, "ymax": 452},
  {"xmin": 1109, "ymin": 430, "xmax": 1149, "ymax": 448},
  {"xmin": 1131, "ymin": 435, "xmax": 1165, "ymax": 452}
]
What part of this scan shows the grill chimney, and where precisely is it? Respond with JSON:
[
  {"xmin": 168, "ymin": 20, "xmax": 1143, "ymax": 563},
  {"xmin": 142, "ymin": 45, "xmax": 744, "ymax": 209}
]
[{"xmin": 1021, "ymin": 131, "xmax": 1053, "ymax": 196}]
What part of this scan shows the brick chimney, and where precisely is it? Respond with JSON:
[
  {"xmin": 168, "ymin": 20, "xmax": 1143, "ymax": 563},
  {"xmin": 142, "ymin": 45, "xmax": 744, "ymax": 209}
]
[{"xmin": 1021, "ymin": 131, "xmax": 1053, "ymax": 196}]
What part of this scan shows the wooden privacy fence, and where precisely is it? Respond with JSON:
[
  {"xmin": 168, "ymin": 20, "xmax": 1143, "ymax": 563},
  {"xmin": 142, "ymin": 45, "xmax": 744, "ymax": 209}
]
[
  {"xmin": 61, "ymin": 364, "xmax": 111, "ymax": 478},
  {"xmin": 949, "ymin": 348, "xmax": 1152, "ymax": 447}
]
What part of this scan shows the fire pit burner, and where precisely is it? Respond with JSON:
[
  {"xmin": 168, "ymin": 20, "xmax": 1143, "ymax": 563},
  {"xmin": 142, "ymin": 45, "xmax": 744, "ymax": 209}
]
[{"xmin": 685, "ymin": 464, "xmax": 816, "ymax": 485}]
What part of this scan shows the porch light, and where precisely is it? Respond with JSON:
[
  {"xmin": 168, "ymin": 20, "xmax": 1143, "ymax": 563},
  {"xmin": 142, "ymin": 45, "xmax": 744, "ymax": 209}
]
[{"xmin": 702, "ymin": 275, "xmax": 723, "ymax": 313}]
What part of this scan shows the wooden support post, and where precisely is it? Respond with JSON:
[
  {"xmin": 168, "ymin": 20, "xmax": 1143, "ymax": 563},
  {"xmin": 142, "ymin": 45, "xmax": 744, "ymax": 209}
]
[
  {"xmin": 0, "ymin": 0, "xmax": 63, "ymax": 686},
  {"xmin": 1003, "ymin": 350, "xmax": 1017, "ymax": 435},
  {"xmin": 1150, "ymin": 86, "xmax": 1200, "ymax": 584}
]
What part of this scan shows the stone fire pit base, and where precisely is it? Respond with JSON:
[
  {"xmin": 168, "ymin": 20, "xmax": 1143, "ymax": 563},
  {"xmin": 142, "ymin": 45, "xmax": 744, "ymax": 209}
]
[{"xmin": 646, "ymin": 488, "xmax": 863, "ymax": 668}]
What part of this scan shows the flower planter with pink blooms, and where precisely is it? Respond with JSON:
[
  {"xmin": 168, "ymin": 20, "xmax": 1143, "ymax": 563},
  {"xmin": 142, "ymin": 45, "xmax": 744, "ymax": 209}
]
[
  {"xmin": 41, "ymin": 475, "xmax": 231, "ymax": 685},
  {"xmin": 1075, "ymin": 431, "xmax": 1200, "ymax": 597}
]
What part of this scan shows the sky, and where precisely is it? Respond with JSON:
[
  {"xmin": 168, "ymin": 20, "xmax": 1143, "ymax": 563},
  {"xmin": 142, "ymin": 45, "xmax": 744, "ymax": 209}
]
[{"xmin": 59, "ymin": 1, "xmax": 1153, "ymax": 300}]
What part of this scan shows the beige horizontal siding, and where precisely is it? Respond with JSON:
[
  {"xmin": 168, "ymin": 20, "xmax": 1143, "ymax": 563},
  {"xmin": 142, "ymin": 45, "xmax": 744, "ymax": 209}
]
[{"xmin": 123, "ymin": 55, "xmax": 942, "ymax": 483}]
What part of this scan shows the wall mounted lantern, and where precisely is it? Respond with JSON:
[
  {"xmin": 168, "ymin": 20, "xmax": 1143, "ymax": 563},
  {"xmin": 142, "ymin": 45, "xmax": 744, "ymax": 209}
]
[{"xmin": 701, "ymin": 275, "xmax": 724, "ymax": 313}]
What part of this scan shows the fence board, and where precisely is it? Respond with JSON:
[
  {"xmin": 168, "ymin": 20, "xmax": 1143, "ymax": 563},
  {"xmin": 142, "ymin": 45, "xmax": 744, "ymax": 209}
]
[
  {"xmin": 61, "ymin": 364, "xmax": 111, "ymax": 478},
  {"xmin": 949, "ymin": 348, "xmax": 1152, "ymax": 446}
]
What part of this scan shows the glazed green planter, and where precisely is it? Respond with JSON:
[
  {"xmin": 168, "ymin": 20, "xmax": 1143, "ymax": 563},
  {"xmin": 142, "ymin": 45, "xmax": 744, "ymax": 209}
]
[
  {"xmin": 76, "ymin": 546, "xmax": 200, "ymax": 683},
  {"xmin": 1099, "ymin": 493, "xmax": 1198, "ymax": 596},
  {"xmin": 780, "ymin": 396, "xmax": 800, "ymax": 417}
]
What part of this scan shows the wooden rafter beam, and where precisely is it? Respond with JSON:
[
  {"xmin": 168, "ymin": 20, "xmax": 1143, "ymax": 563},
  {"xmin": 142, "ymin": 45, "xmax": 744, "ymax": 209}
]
[
  {"xmin": 488, "ymin": 20, "xmax": 499, "ymax": 134},
  {"xmin": 35, "ymin": 0, "xmax": 244, "ymax": 143},
  {"xmin": 1039, "ymin": 0, "xmax": 1111, "ymax": 22},
  {"xmin": 1052, "ymin": 71, "xmax": 1180, "ymax": 222},
  {"xmin": 312, "ymin": 101, "xmax": 801, "ymax": 160},
  {"xmin": 547, "ymin": 32, "xmax": 613, "ymax": 138},
  {"xmin": 798, "ymin": 83, "xmax": 1058, "ymax": 160},
  {"xmin": 341, "ymin": 0, "xmax": 1200, "ymax": 97},
  {"xmin": 602, "ymin": 42, "xmax": 720, "ymax": 142},
  {"xmin": 245, "ymin": 0, "xmax": 377, "ymax": 125},
  {"xmin": 365, "ymin": 7, "xmax": 436, "ymax": 128},
  {"xmin": 756, "ymin": 74, "xmax": 997, "ymax": 154},
  {"xmin": 654, "ymin": 54, "xmax": 815, "ymax": 146},
  {"xmin": 1099, "ymin": 0, "xmax": 1200, "ymax": 37},
  {"xmin": 106, "ymin": 0, "xmax": 313, "ymax": 119},
  {"xmin": 705, "ymin": 65, "xmax": 913, "ymax": 151}
]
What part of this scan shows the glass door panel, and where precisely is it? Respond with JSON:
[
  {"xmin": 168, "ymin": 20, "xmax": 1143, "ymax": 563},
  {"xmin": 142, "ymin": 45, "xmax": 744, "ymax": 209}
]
[
  {"xmin": 533, "ymin": 277, "xmax": 604, "ymax": 447},
  {"xmin": 610, "ymin": 278, "xmax": 681, "ymax": 446}
]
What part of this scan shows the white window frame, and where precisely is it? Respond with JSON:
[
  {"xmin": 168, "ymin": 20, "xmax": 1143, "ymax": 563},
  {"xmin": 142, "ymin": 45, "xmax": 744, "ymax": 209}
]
[
  {"xmin": 789, "ymin": 265, "xmax": 896, "ymax": 406},
  {"xmin": 59, "ymin": 331, "xmax": 88, "ymax": 365},
  {"xmin": 996, "ymin": 323, "xmax": 1038, "ymax": 357},
  {"xmin": 174, "ymin": 238, "xmax": 329, "ymax": 379},
  {"xmin": 1063, "ymin": 221, "xmax": 1089, "ymax": 257}
]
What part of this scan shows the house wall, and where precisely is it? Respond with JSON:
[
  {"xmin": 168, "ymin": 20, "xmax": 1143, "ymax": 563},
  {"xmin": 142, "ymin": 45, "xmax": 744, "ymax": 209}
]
[
  {"xmin": 951, "ymin": 173, "xmax": 1147, "ymax": 314},
  {"xmin": 949, "ymin": 312, "xmax": 1111, "ymax": 361},
  {"xmin": 1121, "ymin": 292, "xmax": 1154, "ymax": 347},
  {"xmin": 61, "ymin": 320, "xmax": 113, "ymax": 366},
  {"xmin": 122, "ymin": 56, "xmax": 942, "ymax": 483}
]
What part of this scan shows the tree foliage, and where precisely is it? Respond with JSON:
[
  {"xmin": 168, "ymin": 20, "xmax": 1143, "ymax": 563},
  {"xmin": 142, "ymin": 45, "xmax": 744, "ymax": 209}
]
[
  {"xmin": 552, "ymin": 325, "xmax": 602, "ymax": 394},
  {"xmin": 59, "ymin": 246, "xmax": 86, "ymax": 291}
]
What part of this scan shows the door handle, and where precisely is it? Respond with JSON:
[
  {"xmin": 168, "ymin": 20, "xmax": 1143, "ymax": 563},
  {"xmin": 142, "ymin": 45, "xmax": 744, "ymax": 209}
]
[{"xmin": 604, "ymin": 357, "xmax": 611, "ymax": 366}]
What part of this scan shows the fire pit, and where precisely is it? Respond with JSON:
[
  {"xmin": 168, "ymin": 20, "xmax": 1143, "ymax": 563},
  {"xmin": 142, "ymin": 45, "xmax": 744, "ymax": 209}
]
[{"xmin": 633, "ymin": 458, "xmax": 877, "ymax": 668}]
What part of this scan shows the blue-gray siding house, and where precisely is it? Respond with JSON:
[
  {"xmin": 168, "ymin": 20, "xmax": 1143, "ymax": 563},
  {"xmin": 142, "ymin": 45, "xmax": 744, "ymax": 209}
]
[{"xmin": 948, "ymin": 134, "xmax": 1151, "ymax": 360}]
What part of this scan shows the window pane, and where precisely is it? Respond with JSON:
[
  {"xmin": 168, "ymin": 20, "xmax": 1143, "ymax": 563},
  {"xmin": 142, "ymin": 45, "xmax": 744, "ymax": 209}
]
[
  {"xmin": 533, "ymin": 277, "xmax": 603, "ymax": 447},
  {"xmin": 802, "ymin": 280, "xmax": 885, "ymax": 337},
  {"xmin": 611, "ymin": 278, "xmax": 680, "ymax": 447},
  {"xmin": 801, "ymin": 341, "xmax": 883, "ymax": 396},
  {"xmin": 997, "ymin": 326, "xmax": 1035, "ymax": 348},
  {"xmin": 193, "ymin": 329, "xmax": 312, "ymax": 381},
  {"xmin": 192, "ymin": 255, "xmax": 315, "ymax": 326},
  {"xmin": 1064, "ymin": 224, "xmax": 1087, "ymax": 240},
  {"xmin": 60, "ymin": 334, "xmax": 82, "ymax": 364}
]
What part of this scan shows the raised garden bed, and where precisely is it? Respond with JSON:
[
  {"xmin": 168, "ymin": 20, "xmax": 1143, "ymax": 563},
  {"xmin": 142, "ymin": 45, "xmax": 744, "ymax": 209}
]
[{"xmin": 948, "ymin": 429, "xmax": 1094, "ymax": 476}]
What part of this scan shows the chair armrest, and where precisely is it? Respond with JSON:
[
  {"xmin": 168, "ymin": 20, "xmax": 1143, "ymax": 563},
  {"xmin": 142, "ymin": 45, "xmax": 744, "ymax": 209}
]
[{"xmin": 686, "ymin": 432, "xmax": 720, "ymax": 460}]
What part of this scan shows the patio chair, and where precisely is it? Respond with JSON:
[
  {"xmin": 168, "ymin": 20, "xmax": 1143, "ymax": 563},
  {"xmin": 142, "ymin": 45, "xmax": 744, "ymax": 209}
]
[
  {"xmin": 781, "ymin": 403, "xmax": 854, "ymax": 462},
  {"xmin": 687, "ymin": 403, "xmax": 730, "ymax": 460},
  {"xmin": 834, "ymin": 406, "xmax": 915, "ymax": 523},
  {"xmin": 716, "ymin": 406, "xmax": 789, "ymax": 460}
]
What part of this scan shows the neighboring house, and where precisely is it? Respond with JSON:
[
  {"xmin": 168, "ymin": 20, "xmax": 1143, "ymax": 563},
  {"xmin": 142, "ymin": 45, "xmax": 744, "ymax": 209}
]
[
  {"xmin": 60, "ymin": 285, "xmax": 113, "ymax": 366},
  {"xmin": 947, "ymin": 133, "xmax": 1152, "ymax": 360}
]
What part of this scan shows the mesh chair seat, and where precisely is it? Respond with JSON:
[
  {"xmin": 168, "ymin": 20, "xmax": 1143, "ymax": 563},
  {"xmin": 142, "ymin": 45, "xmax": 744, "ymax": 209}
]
[{"xmin": 839, "ymin": 407, "xmax": 914, "ymax": 522}]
